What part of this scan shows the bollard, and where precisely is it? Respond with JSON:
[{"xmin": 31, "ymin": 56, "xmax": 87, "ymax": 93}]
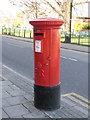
[
  {"xmin": 78, "ymin": 34, "xmax": 80, "ymax": 45},
  {"xmin": 2, "ymin": 27, "xmax": 3, "ymax": 34},
  {"xmin": 24, "ymin": 29, "xmax": 26, "ymax": 38},
  {"xmin": 10, "ymin": 28, "xmax": 11, "ymax": 35},
  {"xmin": 9, "ymin": 28, "xmax": 11, "ymax": 35},
  {"xmin": 19, "ymin": 29, "xmax": 20, "ymax": 37},
  {"xmin": 14, "ymin": 29, "xmax": 15, "ymax": 36},
  {"xmin": 29, "ymin": 18, "xmax": 64, "ymax": 110},
  {"xmin": 30, "ymin": 30, "xmax": 31, "ymax": 38},
  {"xmin": 6, "ymin": 28, "xmax": 7, "ymax": 35}
]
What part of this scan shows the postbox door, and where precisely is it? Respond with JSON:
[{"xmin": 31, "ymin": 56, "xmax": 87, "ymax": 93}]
[
  {"xmin": 49, "ymin": 29, "xmax": 60, "ymax": 86},
  {"xmin": 34, "ymin": 29, "xmax": 50, "ymax": 86}
]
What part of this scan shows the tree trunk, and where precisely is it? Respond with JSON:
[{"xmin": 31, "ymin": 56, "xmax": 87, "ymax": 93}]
[{"xmin": 65, "ymin": 0, "xmax": 72, "ymax": 43}]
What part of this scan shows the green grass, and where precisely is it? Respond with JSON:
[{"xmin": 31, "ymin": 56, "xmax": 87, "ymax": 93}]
[
  {"xmin": 61, "ymin": 36, "xmax": 65, "ymax": 42},
  {"xmin": 2, "ymin": 29, "xmax": 7, "ymax": 34},
  {"xmin": 15, "ymin": 29, "xmax": 20, "ymax": 36}
]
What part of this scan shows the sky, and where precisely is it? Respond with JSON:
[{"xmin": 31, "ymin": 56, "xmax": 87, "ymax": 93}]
[
  {"xmin": 0, "ymin": 0, "xmax": 88, "ymax": 19},
  {"xmin": 0, "ymin": 0, "xmax": 19, "ymax": 18},
  {"xmin": 72, "ymin": 1, "xmax": 88, "ymax": 18}
]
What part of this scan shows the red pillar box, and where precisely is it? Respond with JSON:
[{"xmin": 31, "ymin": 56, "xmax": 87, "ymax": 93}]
[{"xmin": 29, "ymin": 18, "xmax": 64, "ymax": 110}]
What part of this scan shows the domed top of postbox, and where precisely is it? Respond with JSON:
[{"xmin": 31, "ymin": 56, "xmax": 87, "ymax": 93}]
[{"xmin": 29, "ymin": 18, "xmax": 64, "ymax": 29}]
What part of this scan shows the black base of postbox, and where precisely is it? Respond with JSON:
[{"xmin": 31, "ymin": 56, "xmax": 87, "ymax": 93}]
[{"xmin": 34, "ymin": 84, "xmax": 60, "ymax": 111}]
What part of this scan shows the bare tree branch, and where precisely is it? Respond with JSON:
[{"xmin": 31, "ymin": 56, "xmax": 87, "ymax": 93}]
[
  {"xmin": 42, "ymin": 0, "xmax": 64, "ymax": 17},
  {"xmin": 54, "ymin": 0, "xmax": 62, "ymax": 7},
  {"xmin": 73, "ymin": 0, "xmax": 90, "ymax": 6}
]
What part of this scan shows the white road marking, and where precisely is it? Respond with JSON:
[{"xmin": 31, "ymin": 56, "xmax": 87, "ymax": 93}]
[
  {"xmin": 7, "ymin": 43, "xmax": 24, "ymax": 48},
  {"xmin": 61, "ymin": 56, "xmax": 67, "ymax": 59},
  {"xmin": 61, "ymin": 48, "xmax": 88, "ymax": 55},
  {"xmin": 61, "ymin": 56, "xmax": 78, "ymax": 62},
  {"xmin": 2, "ymin": 64, "xmax": 33, "ymax": 84},
  {"xmin": 68, "ymin": 58, "xmax": 78, "ymax": 62}
]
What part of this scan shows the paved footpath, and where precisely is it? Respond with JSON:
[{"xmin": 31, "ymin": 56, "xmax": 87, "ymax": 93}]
[{"xmin": 0, "ymin": 65, "xmax": 89, "ymax": 119}]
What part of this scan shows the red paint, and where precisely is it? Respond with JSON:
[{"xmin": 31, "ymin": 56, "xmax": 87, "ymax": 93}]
[{"xmin": 30, "ymin": 18, "xmax": 64, "ymax": 86}]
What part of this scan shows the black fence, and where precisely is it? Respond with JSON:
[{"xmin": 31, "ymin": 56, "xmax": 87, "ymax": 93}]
[
  {"xmin": 2, "ymin": 27, "xmax": 33, "ymax": 39},
  {"xmin": 2, "ymin": 27, "xmax": 90, "ymax": 46},
  {"xmin": 61, "ymin": 31, "xmax": 90, "ymax": 46}
]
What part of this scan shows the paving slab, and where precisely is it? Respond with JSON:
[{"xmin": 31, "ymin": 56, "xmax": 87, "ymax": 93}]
[
  {"xmin": 2, "ymin": 91, "xmax": 11, "ymax": 98},
  {"xmin": 3, "ymin": 104, "xmax": 29, "ymax": 118},
  {"xmin": 2, "ymin": 99, "xmax": 10, "ymax": 107},
  {"xmin": 2, "ymin": 109, "xmax": 9, "ymax": 118},
  {"xmin": 5, "ymin": 96, "xmax": 29, "ymax": 106}
]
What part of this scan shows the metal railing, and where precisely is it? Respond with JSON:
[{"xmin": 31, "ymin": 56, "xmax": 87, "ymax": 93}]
[
  {"xmin": 1, "ymin": 27, "xmax": 90, "ymax": 46},
  {"xmin": 61, "ymin": 31, "xmax": 90, "ymax": 46},
  {"xmin": 2, "ymin": 27, "xmax": 33, "ymax": 39}
]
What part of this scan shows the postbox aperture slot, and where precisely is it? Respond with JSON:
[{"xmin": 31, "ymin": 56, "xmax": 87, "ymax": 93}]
[{"xmin": 35, "ymin": 33, "xmax": 44, "ymax": 37}]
